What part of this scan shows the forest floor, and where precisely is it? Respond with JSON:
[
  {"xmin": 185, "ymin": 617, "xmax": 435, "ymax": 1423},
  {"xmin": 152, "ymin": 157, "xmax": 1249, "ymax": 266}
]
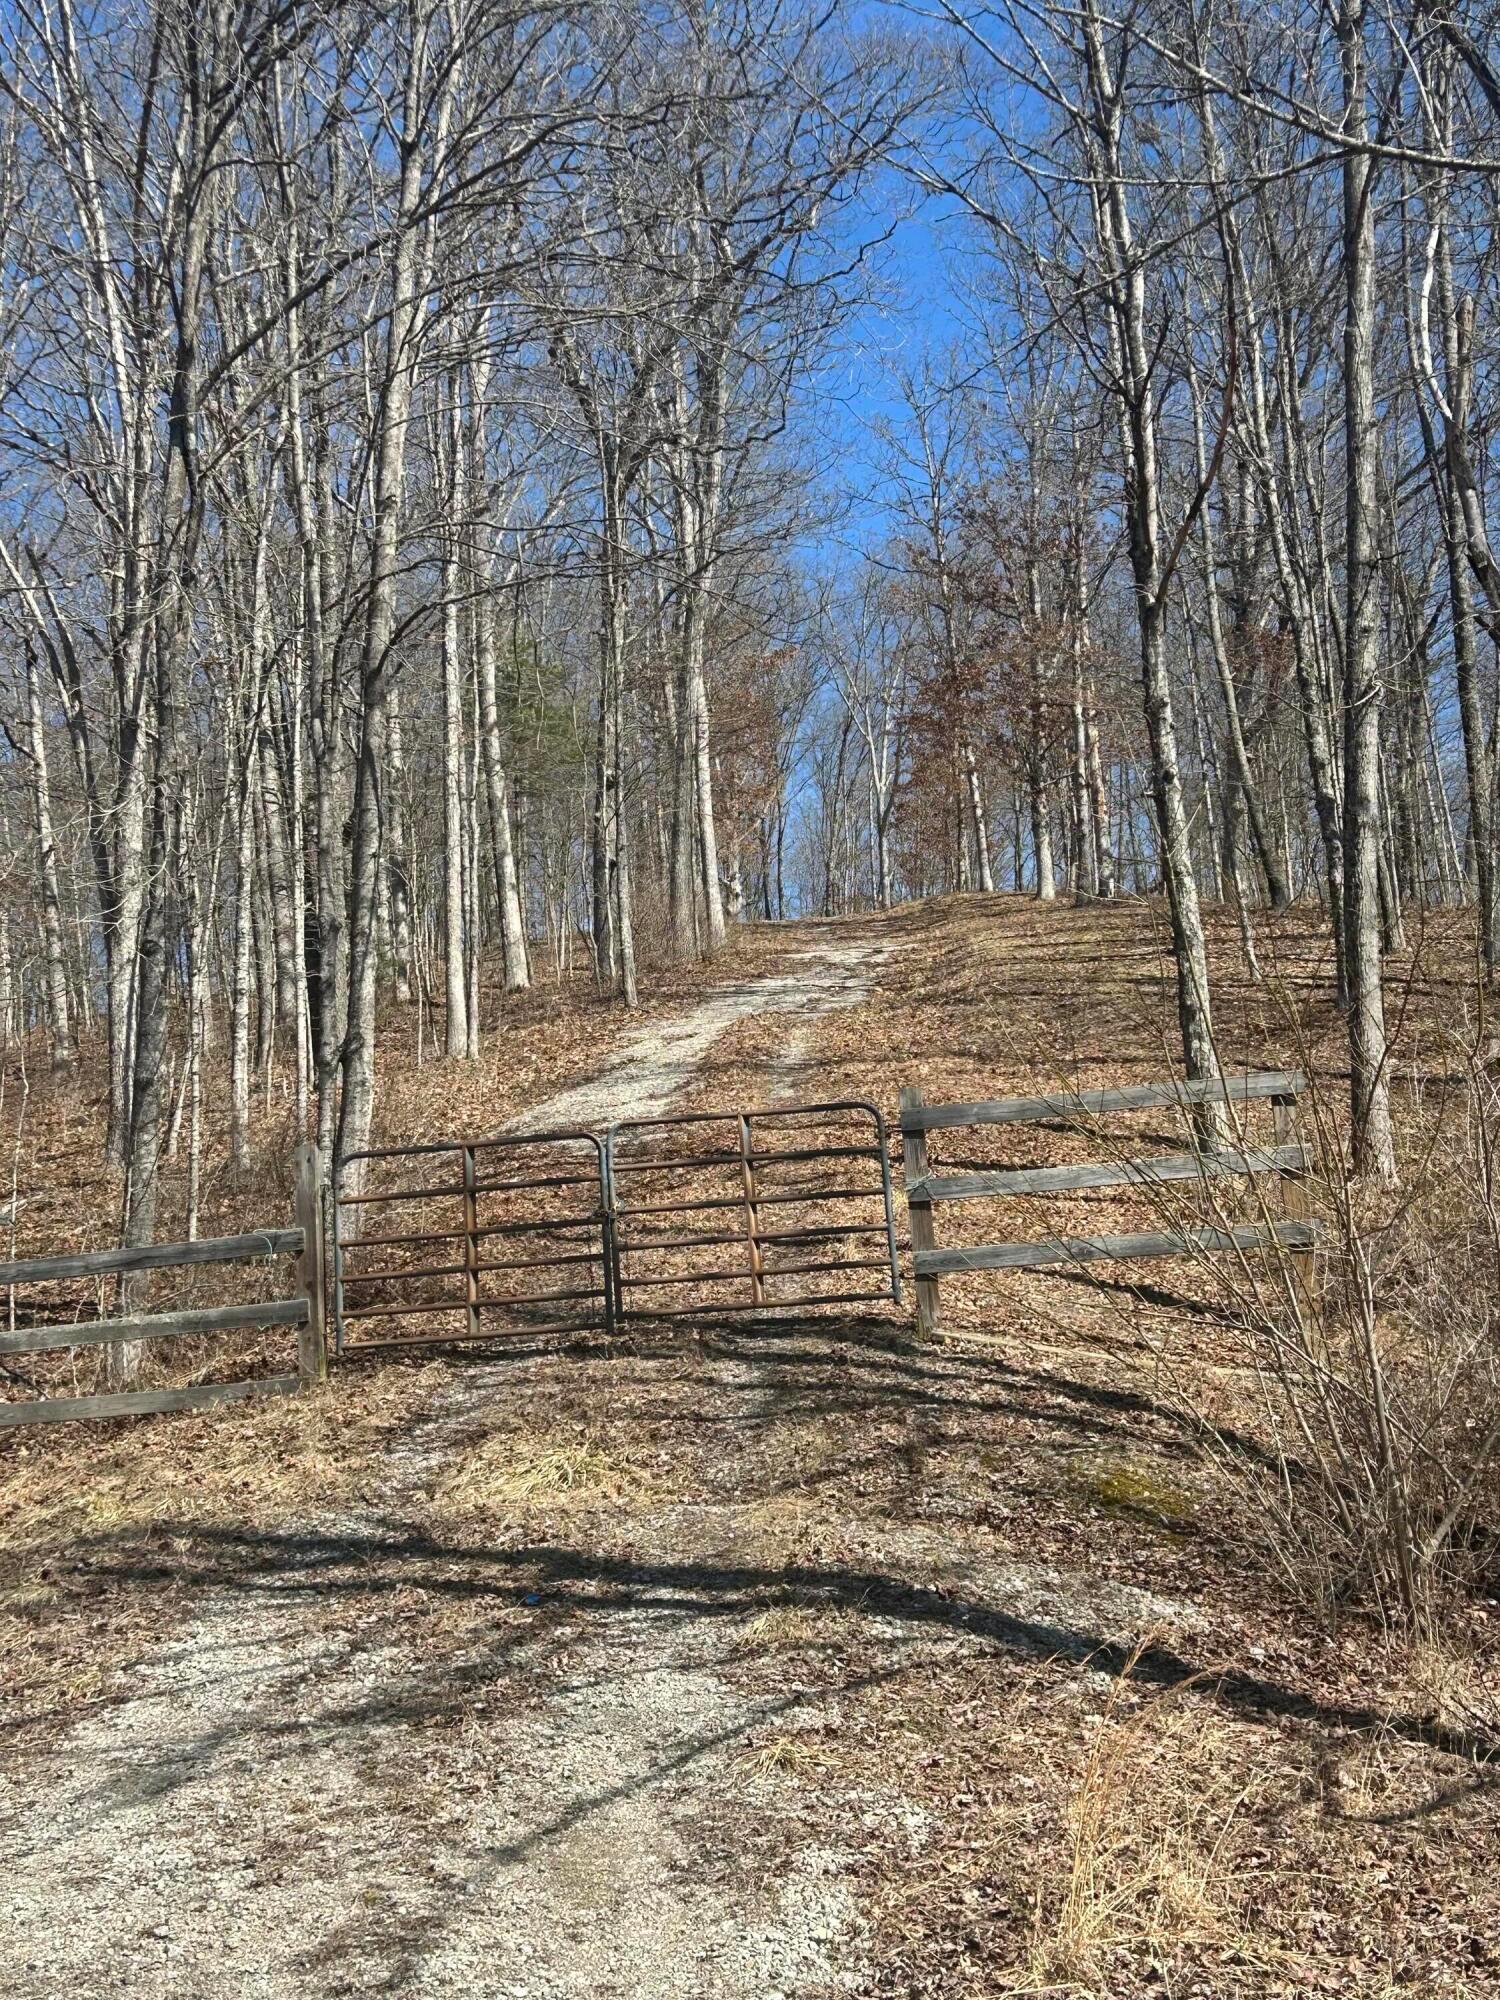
[{"xmin": 2, "ymin": 896, "xmax": 1499, "ymax": 1998}]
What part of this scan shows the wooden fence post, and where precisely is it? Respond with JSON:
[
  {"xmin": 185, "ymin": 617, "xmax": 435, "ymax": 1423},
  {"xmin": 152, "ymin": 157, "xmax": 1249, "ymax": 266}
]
[
  {"xmin": 294, "ymin": 1141, "xmax": 328, "ymax": 1387},
  {"xmin": 1271, "ymin": 1094, "xmax": 1316, "ymax": 1309},
  {"xmin": 900, "ymin": 1086, "xmax": 941, "ymax": 1338}
]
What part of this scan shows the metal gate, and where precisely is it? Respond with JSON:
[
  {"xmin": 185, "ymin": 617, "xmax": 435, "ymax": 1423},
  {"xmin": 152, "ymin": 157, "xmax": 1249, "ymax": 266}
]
[
  {"xmin": 331, "ymin": 1100, "xmax": 900, "ymax": 1353},
  {"xmin": 333, "ymin": 1129, "xmax": 613, "ymax": 1354},
  {"xmin": 606, "ymin": 1100, "xmax": 901, "ymax": 1321}
]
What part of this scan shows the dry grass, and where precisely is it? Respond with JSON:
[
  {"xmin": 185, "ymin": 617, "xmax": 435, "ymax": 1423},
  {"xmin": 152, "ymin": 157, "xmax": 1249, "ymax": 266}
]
[
  {"xmin": 436, "ymin": 1425, "xmax": 654, "ymax": 1513},
  {"xmin": 735, "ymin": 1728, "xmax": 829, "ymax": 1786},
  {"xmin": 741, "ymin": 1601, "xmax": 868, "ymax": 1650},
  {"xmin": 0, "ymin": 1365, "xmax": 435, "ymax": 1553},
  {"xmin": 1020, "ymin": 1649, "xmax": 1274, "ymax": 1997},
  {"xmin": 1406, "ymin": 1633, "xmax": 1500, "ymax": 1735}
]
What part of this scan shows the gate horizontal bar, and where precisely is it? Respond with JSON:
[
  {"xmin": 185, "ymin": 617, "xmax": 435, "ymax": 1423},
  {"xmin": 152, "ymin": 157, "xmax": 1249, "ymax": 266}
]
[
  {"xmin": 616, "ymin": 1253, "xmax": 894, "ymax": 1289},
  {"xmin": 476, "ymin": 1256, "xmax": 604, "ymax": 1288},
  {"xmin": 339, "ymin": 1180, "xmax": 465, "ymax": 1206},
  {"xmin": 610, "ymin": 1098, "xmax": 888, "ymax": 1131},
  {"xmin": 470, "ymin": 1282, "xmax": 606, "ymax": 1306},
  {"xmin": 474, "ymin": 1216, "xmax": 604, "ymax": 1241},
  {"xmin": 342, "ymin": 1314, "xmax": 601, "ymax": 1351},
  {"xmin": 341, "ymin": 1259, "xmax": 467, "ymax": 1287},
  {"xmin": 622, "ymin": 1265, "xmax": 775, "ymax": 1288},
  {"xmin": 342, "ymin": 1129, "xmax": 606, "ymax": 1164},
  {"xmin": 760, "ymin": 1254, "xmax": 894, "ymax": 1278},
  {"xmin": 476, "ymin": 1248, "xmax": 604, "ymax": 1274},
  {"xmin": 340, "ymin": 1280, "xmax": 608, "ymax": 1323},
  {"xmin": 345, "ymin": 1219, "xmax": 603, "ymax": 1254},
  {"xmin": 741, "ymin": 1142, "xmax": 885, "ymax": 1169},
  {"xmin": 345, "ymin": 1225, "xmax": 467, "ymax": 1251},
  {"xmin": 621, "ymin": 1287, "xmax": 896, "ymax": 1320},
  {"xmin": 345, "ymin": 1251, "xmax": 602, "ymax": 1286},
  {"xmin": 618, "ymin": 1182, "xmax": 882, "ymax": 1219},
  {"xmin": 472, "ymin": 1169, "xmax": 605, "ymax": 1195},
  {"xmin": 616, "ymin": 1220, "xmax": 890, "ymax": 1254},
  {"xmin": 609, "ymin": 1140, "xmax": 883, "ymax": 1175}
]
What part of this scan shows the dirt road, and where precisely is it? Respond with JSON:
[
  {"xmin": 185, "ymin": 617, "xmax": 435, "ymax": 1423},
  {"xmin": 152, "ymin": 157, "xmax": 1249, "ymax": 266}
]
[
  {"xmin": 10, "ymin": 899, "xmax": 1477, "ymax": 1999},
  {"xmin": 0, "ymin": 935, "xmax": 905, "ymax": 2000}
]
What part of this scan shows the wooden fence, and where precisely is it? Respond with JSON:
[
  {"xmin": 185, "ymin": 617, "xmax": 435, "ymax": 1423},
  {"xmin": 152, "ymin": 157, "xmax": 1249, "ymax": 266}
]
[
  {"xmin": 899, "ymin": 1072, "xmax": 1319, "ymax": 1337},
  {"xmin": 0, "ymin": 1142, "xmax": 327, "ymax": 1427},
  {"xmin": 0, "ymin": 1078, "xmax": 1324, "ymax": 1422}
]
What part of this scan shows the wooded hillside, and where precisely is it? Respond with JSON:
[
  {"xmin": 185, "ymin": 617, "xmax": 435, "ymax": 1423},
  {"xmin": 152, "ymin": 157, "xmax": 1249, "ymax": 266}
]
[
  {"xmin": 2, "ymin": 0, "xmax": 1500, "ymax": 1266},
  {"xmin": 5, "ymin": 2, "xmax": 1500, "ymax": 1991}
]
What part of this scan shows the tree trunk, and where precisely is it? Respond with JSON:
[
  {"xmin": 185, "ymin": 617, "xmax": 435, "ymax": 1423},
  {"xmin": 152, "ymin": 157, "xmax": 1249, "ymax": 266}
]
[
  {"xmin": 962, "ymin": 739, "xmax": 995, "ymax": 892},
  {"xmin": 1187, "ymin": 365, "xmax": 1290, "ymax": 911},
  {"xmin": 475, "ymin": 595, "xmax": 530, "ymax": 992},
  {"xmin": 229, "ymin": 738, "xmax": 255, "ymax": 1177},
  {"xmin": 1339, "ymin": 0, "xmax": 1397, "ymax": 1180},
  {"xmin": 25, "ymin": 647, "xmax": 74, "ymax": 1071},
  {"xmin": 336, "ymin": 4, "xmax": 450, "ymax": 1191},
  {"xmin": 259, "ymin": 706, "xmax": 300, "ymax": 1049},
  {"xmin": 1080, "ymin": 0, "xmax": 1222, "ymax": 1125},
  {"xmin": 440, "ymin": 395, "xmax": 471, "ymax": 1060}
]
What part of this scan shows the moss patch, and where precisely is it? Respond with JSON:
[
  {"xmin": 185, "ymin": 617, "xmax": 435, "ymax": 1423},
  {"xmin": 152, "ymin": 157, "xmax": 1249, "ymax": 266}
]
[{"xmin": 1069, "ymin": 1453, "xmax": 1200, "ymax": 1536}]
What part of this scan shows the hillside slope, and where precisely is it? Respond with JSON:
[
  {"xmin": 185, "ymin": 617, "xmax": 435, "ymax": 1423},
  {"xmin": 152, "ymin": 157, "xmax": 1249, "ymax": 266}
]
[{"xmin": 2, "ymin": 896, "xmax": 1496, "ymax": 1999}]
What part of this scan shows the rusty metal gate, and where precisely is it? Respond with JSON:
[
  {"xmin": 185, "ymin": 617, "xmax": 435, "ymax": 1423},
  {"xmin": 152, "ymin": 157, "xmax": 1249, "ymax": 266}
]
[
  {"xmin": 333, "ymin": 1129, "xmax": 613, "ymax": 1353},
  {"xmin": 331, "ymin": 1100, "xmax": 900, "ymax": 1353},
  {"xmin": 606, "ymin": 1101, "xmax": 901, "ymax": 1321}
]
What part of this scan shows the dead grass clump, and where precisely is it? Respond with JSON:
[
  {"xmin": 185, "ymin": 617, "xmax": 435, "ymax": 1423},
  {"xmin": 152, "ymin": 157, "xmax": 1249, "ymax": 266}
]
[
  {"xmin": 742, "ymin": 1600, "xmax": 867, "ymax": 1651},
  {"xmin": 1022, "ymin": 1652, "xmax": 1274, "ymax": 1996},
  {"xmin": 437, "ymin": 1427, "xmax": 653, "ymax": 1513},
  {"xmin": 736, "ymin": 1729, "xmax": 827, "ymax": 1786}
]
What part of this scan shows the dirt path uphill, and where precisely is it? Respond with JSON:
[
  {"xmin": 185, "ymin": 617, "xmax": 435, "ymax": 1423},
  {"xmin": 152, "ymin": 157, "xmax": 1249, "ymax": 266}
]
[
  {"xmin": 0, "ymin": 928, "xmax": 917, "ymax": 2000},
  {"xmin": 9, "ymin": 898, "xmax": 1486, "ymax": 2000}
]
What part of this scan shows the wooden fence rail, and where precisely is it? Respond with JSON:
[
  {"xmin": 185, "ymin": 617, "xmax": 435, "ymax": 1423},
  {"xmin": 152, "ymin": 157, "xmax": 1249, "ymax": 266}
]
[
  {"xmin": 0, "ymin": 1229, "xmax": 304, "ymax": 1289},
  {"xmin": 900, "ymin": 1074, "xmax": 1319, "ymax": 1337},
  {"xmin": 900, "ymin": 1071, "xmax": 1307, "ymax": 1132},
  {"xmin": 0, "ymin": 1142, "xmax": 327, "ymax": 1428}
]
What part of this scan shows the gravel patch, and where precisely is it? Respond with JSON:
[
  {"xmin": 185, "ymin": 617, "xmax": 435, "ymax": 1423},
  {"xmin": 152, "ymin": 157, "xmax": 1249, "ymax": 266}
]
[{"xmin": 0, "ymin": 935, "xmax": 896, "ymax": 2000}]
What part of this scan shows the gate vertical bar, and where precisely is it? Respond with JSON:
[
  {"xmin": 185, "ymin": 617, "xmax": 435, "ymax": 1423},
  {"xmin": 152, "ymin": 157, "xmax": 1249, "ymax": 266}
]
[
  {"xmin": 737, "ymin": 1113, "xmax": 765, "ymax": 1306},
  {"xmin": 600, "ymin": 1133, "xmax": 618, "ymax": 1337},
  {"xmin": 331, "ymin": 1168, "xmax": 347, "ymax": 1357},
  {"xmin": 900, "ymin": 1086, "xmax": 941, "ymax": 1336},
  {"xmin": 463, "ymin": 1143, "xmax": 481, "ymax": 1340},
  {"xmin": 875, "ymin": 1108, "xmax": 904, "ymax": 1305}
]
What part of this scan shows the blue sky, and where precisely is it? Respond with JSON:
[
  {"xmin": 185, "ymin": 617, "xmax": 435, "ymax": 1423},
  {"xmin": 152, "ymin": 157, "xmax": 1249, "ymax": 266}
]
[{"xmin": 802, "ymin": 189, "xmax": 977, "ymax": 568}]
